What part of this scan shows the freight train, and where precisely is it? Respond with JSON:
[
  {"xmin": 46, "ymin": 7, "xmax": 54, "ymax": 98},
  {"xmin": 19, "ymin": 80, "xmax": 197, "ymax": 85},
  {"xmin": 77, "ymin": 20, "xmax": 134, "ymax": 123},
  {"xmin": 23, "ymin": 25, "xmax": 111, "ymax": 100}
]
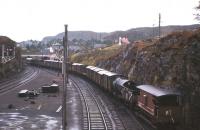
[{"xmin": 30, "ymin": 59, "xmax": 182, "ymax": 127}]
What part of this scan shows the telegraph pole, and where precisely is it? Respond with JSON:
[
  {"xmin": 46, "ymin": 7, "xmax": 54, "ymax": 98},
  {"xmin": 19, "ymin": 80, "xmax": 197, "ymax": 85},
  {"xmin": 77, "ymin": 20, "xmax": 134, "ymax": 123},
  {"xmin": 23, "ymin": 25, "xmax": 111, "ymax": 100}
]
[
  {"xmin": 62, "ymin": 24, "xmax": 68, "ymax": 130},
  {"xmin": 152, "ymin": 24, "xmax": 155, "ymax": 38},
  {"xmin": 159, "ymin": 13, "xmax": 161, "ymax": 38}
]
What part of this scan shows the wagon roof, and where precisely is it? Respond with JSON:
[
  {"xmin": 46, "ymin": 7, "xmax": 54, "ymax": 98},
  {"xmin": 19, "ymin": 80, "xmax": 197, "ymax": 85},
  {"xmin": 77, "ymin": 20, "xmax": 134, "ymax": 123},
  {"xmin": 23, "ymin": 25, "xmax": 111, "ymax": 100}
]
[
  {"xmin": 98, "ymin": 70, "xmax": 119, "ymax": 77},
  {"xmin": 72, "ymin": 63, "xmax": 84, "ymax": 66},
  {"xmin": 92, "ymin": 67, "xmax": 104, "ymax": 72},
  {"xmin": 86, "ymin": 66, "xmax": 102, "ymax": 72},
  {"xmin": 86, "ymin": 66, "xmax": 95, "ymax": 69},
  {"xmin": 136, "ymin": 85, "xmax": 180, "ymax": 97},
  {"xmin": 44, "ymin": 60, "xmax": 59, "ymax": 62}
]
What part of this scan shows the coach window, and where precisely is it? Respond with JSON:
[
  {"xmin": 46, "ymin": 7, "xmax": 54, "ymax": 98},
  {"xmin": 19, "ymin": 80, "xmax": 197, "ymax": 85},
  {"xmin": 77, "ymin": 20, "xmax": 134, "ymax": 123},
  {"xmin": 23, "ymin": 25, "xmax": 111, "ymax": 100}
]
[{"xmin": 143, "ymin": 95, "xmax": 148, "ymax": 106}]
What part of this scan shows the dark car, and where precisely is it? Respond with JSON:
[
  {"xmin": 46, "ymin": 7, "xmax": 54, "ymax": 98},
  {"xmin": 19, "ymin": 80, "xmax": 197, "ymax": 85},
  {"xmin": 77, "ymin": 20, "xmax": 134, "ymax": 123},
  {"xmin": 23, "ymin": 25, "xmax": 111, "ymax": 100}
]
[{"xmin": 18, "ymin": 89, "xmax": 29, "ymax": 97}]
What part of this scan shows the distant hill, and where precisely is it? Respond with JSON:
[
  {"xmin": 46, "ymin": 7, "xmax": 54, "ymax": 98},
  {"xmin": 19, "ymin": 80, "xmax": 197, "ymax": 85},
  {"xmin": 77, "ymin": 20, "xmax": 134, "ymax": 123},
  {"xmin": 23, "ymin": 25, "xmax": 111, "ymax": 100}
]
[
  {"xmin": 20, "ymin": 24, "xmax": 200, "ymax": 54},
  {"xmin": 104, "ymin": 24, "xmax": 200, "ymax": 42},
  {"xmin": 41, "ymin": 24, "xmax": 200, "ymax": 44},
  {"xmin": 42, "ymin": 31, "xmax": 109, "ymax": 44}
]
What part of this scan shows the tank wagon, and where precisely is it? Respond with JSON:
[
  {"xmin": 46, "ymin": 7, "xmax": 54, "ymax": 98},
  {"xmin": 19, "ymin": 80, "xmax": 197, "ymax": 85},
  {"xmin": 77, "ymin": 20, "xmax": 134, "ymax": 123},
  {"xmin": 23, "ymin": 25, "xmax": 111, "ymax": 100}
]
[{"xmin": 30, "ymin": 59, "xmax": 182, "ymax": 127}]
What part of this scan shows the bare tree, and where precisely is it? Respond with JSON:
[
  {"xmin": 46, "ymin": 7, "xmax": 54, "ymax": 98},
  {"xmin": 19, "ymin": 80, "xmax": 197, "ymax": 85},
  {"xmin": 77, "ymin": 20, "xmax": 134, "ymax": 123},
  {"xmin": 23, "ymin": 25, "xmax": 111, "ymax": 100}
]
[{"xmin": 195, "ymin": 1, "xmax": 200, "ymax": 20}]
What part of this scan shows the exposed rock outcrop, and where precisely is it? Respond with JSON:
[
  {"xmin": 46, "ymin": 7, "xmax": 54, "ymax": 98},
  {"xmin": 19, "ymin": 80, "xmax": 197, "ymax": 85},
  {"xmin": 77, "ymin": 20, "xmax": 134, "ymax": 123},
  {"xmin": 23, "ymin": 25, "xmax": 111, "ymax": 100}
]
[{"xmin": 97, "ymin": 30, "xmax": 200, "ymax": 130}]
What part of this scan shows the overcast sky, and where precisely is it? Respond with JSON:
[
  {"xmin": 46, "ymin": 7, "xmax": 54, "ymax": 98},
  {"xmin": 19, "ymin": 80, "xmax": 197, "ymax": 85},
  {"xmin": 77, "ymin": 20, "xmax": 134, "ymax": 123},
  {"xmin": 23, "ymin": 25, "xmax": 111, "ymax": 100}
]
[{"xmin": 0, "ymin": 0, "xmax": 199, "ymax": 42}]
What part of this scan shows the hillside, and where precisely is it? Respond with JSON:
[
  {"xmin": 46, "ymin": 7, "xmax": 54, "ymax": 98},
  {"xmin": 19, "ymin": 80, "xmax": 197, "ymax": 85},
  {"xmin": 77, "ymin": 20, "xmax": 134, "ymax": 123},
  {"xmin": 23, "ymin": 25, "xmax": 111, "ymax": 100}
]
[
  {"xmin": 42, "ymin": 31, "xmax": 109, "ymax": 43},
  {"xmin": 20, "ymin": 24, "xmax": 200, "ymax": 55},
  {"xmin": 70, "ymin": 29, "xmax": 200, "ymax": 130},
  {"xmin": 0, "ymin": 36, "xmax": 16, "ymax": 46},
  {"xmin": 72, "ymin": 29, "xmax": 200, "ymax": 88},
  {"xmin": 104, "ymin": 24, "xmax": 200, "ymax": 42},
  {"xmin": 71, "ymin": 44, "xmax": 123, "ymax": 65},
  {"xmin": 74, "ymin": 29, "xmax": 200, "ymax": 90},
  {"xmin": 42, "ymin": 24, "xmax": 200, "ymax": 44}
]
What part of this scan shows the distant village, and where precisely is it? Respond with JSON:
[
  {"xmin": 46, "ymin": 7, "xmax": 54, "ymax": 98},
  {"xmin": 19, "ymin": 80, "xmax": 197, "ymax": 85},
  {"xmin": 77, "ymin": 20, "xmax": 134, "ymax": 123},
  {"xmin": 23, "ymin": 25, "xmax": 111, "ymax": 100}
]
[{"xmin": 20, "ymin": 35, "xmax": 134, "ymax": 61}]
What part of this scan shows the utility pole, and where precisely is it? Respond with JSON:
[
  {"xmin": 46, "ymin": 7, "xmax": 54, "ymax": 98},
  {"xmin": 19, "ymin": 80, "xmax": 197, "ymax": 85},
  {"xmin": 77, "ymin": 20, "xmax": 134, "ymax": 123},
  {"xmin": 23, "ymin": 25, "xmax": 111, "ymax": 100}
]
[
  {"xmin": 2, "ymin": 44, "xmax": 4, "ymax": 63},
  {"xmin": 152, "ymin": 24, "xmax": 155, "ymax": 38},
  {"xmin": 62, "ymin": 24, "xmax": 68, "ymax": 130},
  {"xmin": 159, "ymin": 13, "xmax": 161, "ymax": 38}
]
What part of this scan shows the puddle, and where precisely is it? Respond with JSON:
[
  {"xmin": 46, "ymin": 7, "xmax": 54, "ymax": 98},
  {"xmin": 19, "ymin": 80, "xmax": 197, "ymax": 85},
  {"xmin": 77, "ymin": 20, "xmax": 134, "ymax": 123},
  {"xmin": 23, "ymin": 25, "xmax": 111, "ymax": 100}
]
[{"xmin": 0, "ymin": 113, "xmax": 61, "ymax": 129}]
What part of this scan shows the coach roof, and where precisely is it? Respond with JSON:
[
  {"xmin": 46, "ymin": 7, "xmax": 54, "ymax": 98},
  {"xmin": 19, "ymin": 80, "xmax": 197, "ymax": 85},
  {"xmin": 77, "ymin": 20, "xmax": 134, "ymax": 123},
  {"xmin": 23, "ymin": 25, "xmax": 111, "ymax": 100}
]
[{"xmin": 136, "ymin": 85, "xmax": 180, "ymax": 97}]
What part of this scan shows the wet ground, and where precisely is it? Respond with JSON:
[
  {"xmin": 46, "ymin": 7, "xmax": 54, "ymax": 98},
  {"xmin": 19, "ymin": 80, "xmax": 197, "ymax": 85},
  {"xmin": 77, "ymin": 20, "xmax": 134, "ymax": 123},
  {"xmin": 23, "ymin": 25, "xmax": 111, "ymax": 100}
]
[
  {"xmin": 0, "ymin": 67, "xmax": 63, "ymax": 130},
  {"xmin": 0, "ymin": 66, "xmax": 154, "ymax": 130}
]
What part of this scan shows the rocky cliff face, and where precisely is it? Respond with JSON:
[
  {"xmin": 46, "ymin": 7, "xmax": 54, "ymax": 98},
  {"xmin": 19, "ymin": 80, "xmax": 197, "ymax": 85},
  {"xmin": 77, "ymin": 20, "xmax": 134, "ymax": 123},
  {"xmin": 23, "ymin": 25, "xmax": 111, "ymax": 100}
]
[
  {"xmin": 98, "ymin": 30, "xmax": 200, "ymax": 89},
  {"xmin": 97, "ymin": 30, "xmax": 200, "ymax": 130}
]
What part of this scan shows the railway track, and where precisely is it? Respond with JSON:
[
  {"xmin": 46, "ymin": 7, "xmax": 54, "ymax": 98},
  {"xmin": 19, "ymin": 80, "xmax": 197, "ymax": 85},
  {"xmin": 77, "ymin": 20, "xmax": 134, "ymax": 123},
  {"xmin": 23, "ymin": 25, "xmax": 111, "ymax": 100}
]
[
  {"xmin": 0, "ymin": 67, "xmax": 32, "ymax": 84},
  {"xmin": 71, "ymin": 75, "xmax": 148, "ymax": 130},
  {"xmin": 70, "ymin": 76, "xmax": 129, "ymax": 130},
  {"xmin": 0, "ymin": 67, "xmax": 40, "ymax": 95},
  {"xmin": 70, "ymin": 77, "xmax": 115, "ymax": 130},
  {"xmin": 32, "ymin": 68, "xmax": 149, "ymax": 130}
]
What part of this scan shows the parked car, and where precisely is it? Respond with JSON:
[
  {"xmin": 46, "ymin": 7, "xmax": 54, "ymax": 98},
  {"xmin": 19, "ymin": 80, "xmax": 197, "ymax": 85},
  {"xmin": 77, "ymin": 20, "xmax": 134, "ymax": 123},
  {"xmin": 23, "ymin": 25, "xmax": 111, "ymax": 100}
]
[
  {"xmin": 18, "ymin": 89, "xmax": 29, "ymax": 97},
  {"xmin": 18, "ymin": 89, "xmax": 39, "ymax": 98}
]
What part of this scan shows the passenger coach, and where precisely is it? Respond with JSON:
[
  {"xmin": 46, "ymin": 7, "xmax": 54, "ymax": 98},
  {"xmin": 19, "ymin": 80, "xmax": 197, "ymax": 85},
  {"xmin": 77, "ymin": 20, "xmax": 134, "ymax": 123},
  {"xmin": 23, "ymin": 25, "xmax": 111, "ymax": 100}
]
[{"xmin": 136, "ymin": 85, "xmax": 181, "ymax": 125}]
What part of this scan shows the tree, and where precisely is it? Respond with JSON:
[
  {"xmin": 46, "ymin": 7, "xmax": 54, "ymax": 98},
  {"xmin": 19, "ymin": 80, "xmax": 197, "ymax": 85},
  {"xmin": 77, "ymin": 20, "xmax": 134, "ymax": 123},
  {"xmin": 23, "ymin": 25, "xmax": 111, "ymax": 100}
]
[{"xmin": 195, "ymin": 1, "xmax": 200, "ymax": 20}]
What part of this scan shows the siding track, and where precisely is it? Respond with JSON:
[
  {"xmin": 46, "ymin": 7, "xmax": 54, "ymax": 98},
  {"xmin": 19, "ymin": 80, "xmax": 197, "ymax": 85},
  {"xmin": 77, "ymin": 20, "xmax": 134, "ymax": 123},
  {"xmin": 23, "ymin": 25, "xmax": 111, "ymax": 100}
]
[{"xmin": 0, "ymin": 67, "xmax": 40, "ymax": 95}]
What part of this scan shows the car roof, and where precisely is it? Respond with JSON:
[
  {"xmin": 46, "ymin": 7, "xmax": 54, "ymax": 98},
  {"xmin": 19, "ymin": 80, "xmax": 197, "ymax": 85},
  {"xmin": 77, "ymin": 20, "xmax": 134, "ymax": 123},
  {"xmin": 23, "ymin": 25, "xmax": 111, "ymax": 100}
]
[
  {"xmin": 51, "ymin": 83, "xmax": 59, "ymax": 87},
  {"xmin": 19, "ymin": 89, "xmax": 28, "ymax": 93}
]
